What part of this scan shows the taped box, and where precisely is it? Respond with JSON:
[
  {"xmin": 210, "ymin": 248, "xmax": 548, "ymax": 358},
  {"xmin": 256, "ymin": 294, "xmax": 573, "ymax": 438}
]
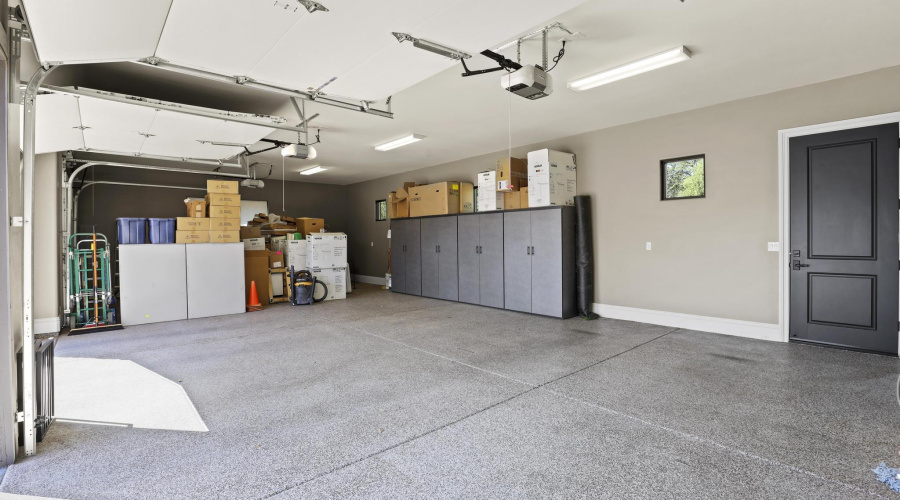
[
  {"xmin": 175, "ymin": 230, "xmax": 210, "ymax": 244},
  {"xmin": 527, "ymin": 149, "xmax": 577, "ymax": 207},
  {"xmin": 311, "ymin": 267, "xmax": 347, "ymax": 301},
  {"xmin": 205, "ymin": 193, "xmax": 241, "ymax": 206},
  {"xmin": 306, "ymin": 232, "xmax": 348, "ymax": 269},
  {"xmin": 286, "ymin": 239, "xmax": 307, "ymax": 271},
  {"xmin": 207, "ymin": 180, "xmax": 239, "ymax": 194},
  {"xmin": 177, "ymin": 217, "xmax": 209, "ymax": 231},
  {"xmin": 409, "ymin": 182, "xmax": 460, "ymax": 217},
  {"xmin": 184, "ymin": 198, "xmax": 207, "ymax": 218},
  {"xmin": 476, "ymin": 171, "xmax": 503, "ymax": 211}
]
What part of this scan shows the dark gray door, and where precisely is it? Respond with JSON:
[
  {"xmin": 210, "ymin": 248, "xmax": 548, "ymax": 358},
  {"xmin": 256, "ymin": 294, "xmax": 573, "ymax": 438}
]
[
  {"xmin": 405, "ymin": 219, "xmax": 422, "ymax": 296},
  {"xmin": 391, "ymin": 220, "xmax": 406, "ymax": 294},
  {"xmin": 479, "ymin": 213, "xmax": 505, "ymax": 308},
  {"xmin": 438, "ymin": 216, "xmax": 458, "ymax": 301},
  {"xmin": 420, "ymin": 218, "xmax": 440, "ymax": 298},
  {"xmin": 789, "ymin": 123, "xmax": 899, "ymax": 354},
  {"xmin": 531, "ymin": 209, "xmax": 563, "ymax": 318},
  {"xmin": 458, "ymin": 215, "xmax": 480, "ymax": 305},
  {"xmin": 504, "ymin": 211, "xmax": 532, "ymax": 313}
]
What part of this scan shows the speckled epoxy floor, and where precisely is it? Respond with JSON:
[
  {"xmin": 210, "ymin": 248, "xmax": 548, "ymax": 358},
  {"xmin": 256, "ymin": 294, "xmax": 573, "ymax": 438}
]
[{"xmin": 1, "ymin": 284, "xmax": 899, "ymax": 499}]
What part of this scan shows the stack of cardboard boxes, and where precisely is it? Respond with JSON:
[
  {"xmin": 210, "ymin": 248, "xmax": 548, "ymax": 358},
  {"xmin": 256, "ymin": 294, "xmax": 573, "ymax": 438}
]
[
  {"xmin": 177, "ymin": 180, "xmax": 241, "ymax": 243},
  {"xmin": 477, "ymin": 157, "xmax": 528, "ymax": 212},
  {"xmin": 389, "ymin": 181, "xmax": 474, "ymax": 218}
]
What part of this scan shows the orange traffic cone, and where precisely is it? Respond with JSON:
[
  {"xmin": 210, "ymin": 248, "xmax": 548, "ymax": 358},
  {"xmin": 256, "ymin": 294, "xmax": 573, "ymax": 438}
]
[{"xmin": 247, "ymin": 281, "xmax": 263, "ymax": 312}]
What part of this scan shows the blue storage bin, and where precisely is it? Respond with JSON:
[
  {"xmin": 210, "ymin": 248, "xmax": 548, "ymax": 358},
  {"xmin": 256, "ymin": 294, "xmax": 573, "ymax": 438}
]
[
  {"xmin": 148, "ymin": 218, "xmax": 176, "ymax": 244},
  {"xmin": 116, "ymin": 218, "xmax": 147, "ymax": 244}
]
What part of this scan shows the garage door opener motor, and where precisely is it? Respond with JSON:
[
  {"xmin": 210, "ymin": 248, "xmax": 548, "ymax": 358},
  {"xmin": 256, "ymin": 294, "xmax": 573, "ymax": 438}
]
[{"xmin": 289, "ymin": 267, "xmax": 328, "ymax": 305}]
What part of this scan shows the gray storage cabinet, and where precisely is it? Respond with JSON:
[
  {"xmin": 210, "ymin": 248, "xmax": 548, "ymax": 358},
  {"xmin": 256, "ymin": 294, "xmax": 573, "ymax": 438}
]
[
  {"xmin": 421, "ymin": 216, "xmax": 459, "ymax": 301},
  {"xmin": 390, "ymin": 218, "xmax": 422, "ymax": 295},
  {"xmin": 120, "ymin": 244, "xmax": 188, "ymax": 326},
  {"xmin": 185, "ymin": 243, "xmax": 246, "ymax": 319},
  {"xmin": 458, "ymin": 213, "xmax": 504, "ymax": 308},
  {"xmin": 504, "ymin": 207, "xmax": 576, "ymax": 318}
]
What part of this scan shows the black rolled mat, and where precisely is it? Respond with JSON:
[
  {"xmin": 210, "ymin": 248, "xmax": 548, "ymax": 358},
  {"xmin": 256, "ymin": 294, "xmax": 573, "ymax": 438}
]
[{"xmin": 575, "ymin": 195, "xmax": 600, "ymax": 319}]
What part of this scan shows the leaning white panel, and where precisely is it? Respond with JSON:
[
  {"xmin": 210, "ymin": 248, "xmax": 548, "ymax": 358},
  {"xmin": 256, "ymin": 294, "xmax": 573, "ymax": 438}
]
[
  {"xmin": 35, "ymin": 94, "xmax": 84, "ymax": 154},
  {"xmin": 155, "ymin": 0, "xmax": 305, "ymax": 77},
  {"xmin": 78, "ymin": 96, "xmax": 157, "ymax": 153},
  {"xmin": 23, "ymin": 0, "xmax": 172, "ymax": 64}
]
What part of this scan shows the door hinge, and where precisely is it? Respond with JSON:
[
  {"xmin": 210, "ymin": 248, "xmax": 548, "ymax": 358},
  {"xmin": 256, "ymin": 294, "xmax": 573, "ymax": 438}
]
[
  {"xmin": 10, "ymin": 216, "xmax": 23, "ymax": 227},
  {"xmin": 15, "ymin": 411, "xmax": 24, "ymax": 423}
]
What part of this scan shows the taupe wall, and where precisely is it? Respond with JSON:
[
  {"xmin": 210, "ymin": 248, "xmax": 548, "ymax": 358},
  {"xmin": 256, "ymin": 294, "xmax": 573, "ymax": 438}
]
[{"xmin": 346, "ymin": 65, "xmax": 900, "ymax": 325}]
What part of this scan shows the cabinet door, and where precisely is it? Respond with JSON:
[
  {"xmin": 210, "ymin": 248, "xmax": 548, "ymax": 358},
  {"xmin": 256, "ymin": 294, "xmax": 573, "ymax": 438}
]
[
  {"xmin": 503, "ymin": 211, "xmax": 532, "ymax": 313},
  {"xmin": 479, "ymin": 213, "xmax": 505, "ymax": 308},
  {"xmin": 530, "ymin": 209, "xmax": 563, "ymax": 318},
  {"xmin": 437, "ymin": 216, "xmax": 458, "ymax": 301},
  {"xmin": 405, "ymin": 219, "xmax": 422, "ymax": 296},
  {"xmin": 457, "ymin": 215, "xmax": 480, "ymax": 305},
  {"xmin": 420, "ymin": 218, "xmax": 440, "ymax": 298},
  {"xmin": 390, "ymin": 220, "xmax": 406, "ymax": 293}
]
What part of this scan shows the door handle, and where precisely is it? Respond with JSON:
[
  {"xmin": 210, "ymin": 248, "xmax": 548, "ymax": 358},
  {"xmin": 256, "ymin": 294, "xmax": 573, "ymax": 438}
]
[{"xmin": 791, "ymin": 260, "xmax": 810, "ymax": 270}]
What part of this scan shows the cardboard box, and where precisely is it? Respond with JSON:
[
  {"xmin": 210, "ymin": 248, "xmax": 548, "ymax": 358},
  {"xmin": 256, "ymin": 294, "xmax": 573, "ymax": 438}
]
[
  {"xmin": 286, "ymin": 239, "xmax": 308, "ymax": 271},
  {"xmin": 527, "ymin": 149, "xmax": 577, "ymax": 207},
  {"xmin": 306, "ymin": 232, "xmax": 348, "ymax": 269},
  {"xmin": 244, "ymin": 250, "xmax": 270, "ymax": 309},
  {"xmin": 409, "ymin": 182, "xmax": 461, "ymax": 217},
  {"xmin": 243, "ymin": 237, "xmax": 265, "ymax": 250},
  {"xmin": 175, "ymin": 230, "xmax": 210, "ymax": 244},
  {"xmin": 185, "ymin": 198, "xmax": 207, "ymax": 218},
  {"xmin": 476, "ymin": 171, "xmax": 504, "ymax": 212},
  {"xmin": 496, "ymin": 157, "xmax": 527, "ymax": 191},
  {"xmin": 240, "ymin": 226, "xmax": 261, "ymax": 240},
  {"xmin": 311, "ymin": 267, "xmax": 347, "ymax": 301},
  {"xmin": 503, "ymin": 189, "xmax": 523, "ymax": 210},
  {"xmin": 177, "ymin": 217, "xmax": 210, "ymax": 231},
  {"xmin": 207, "ymin": 180, "xmax": 239, "ymax": 194},
  {"xmin": 209, "ymin": 230, "xmax": 240, "ymax": 243},
  {"xmin": 459, "ymin": 182, "xmax": 474, "ymax": 213},
  {"xmin": 296, "ymin": 217, "xmax": 325, "ymax": 236},
  {"xmin": 269, "ymin": 250, "xmax": 285, "ymax": 269},
  {"xmin": 208, "ymin": 205, "xmax": 240, "ymax": 218},
  {"xmin": 389, "ymin": 191, "xmax": 409, "ymax": 218},
  {"xmin": 270, "ymin": 236, "xmax": 287, "ymax": 253},
  {"xmin": 209, "ymin": 217, "xmax": 241, "ymax": 231},
  {"xmin": 205, "ymin": 193, "xmax": 241, "ymax": 207}
]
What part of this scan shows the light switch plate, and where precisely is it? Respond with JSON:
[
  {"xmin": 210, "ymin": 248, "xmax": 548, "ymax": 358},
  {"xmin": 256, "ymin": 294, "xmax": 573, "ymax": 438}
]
[
  {"xmin": 645, "ymin": 242, "xmax": 651, "ymax": 251},
  {"xmin": 767, "ymin": 242, "xmax": 780, "ymax": 252}
]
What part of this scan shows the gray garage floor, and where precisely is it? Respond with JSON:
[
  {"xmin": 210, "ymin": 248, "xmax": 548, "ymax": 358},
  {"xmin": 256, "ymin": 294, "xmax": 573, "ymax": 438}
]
[{"xmin": 1, "ymin": 284, "xmax": 899, "ymax": 499}]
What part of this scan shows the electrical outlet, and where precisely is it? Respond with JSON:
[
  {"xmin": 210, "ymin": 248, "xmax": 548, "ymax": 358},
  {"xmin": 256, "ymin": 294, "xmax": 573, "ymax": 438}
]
[
  {"xmin": 646, "ymin": 242, "xmax": 651, "ymax": 251},
  {"xmin": 371, "ymin": 242, "xmax": 374, "ymax": 247},
  {"xmin": 767, "ymin": 242, "xmax": 780, "ymax": 252}
]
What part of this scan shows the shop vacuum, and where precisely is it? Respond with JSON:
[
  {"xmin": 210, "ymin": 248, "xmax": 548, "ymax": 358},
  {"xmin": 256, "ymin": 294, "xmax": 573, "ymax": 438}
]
[{"xmin": 289, "ymin": 267, "xmax": 328, "ymax": 306}]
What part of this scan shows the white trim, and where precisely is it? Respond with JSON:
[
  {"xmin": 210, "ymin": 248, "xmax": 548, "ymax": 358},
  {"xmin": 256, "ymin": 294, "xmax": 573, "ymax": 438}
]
[
  {"xmin": 777, "ymin": 111, "xmax": 900, "ymax": 352},
  {"xmin": 595, "ymin": 303, "xmax": 781, "ymax": 342},
  {"xmin": 34, "ymin": 317, "xmax": 60, "ymax": 335},
  {"xmin": 352, "ymin": 274, "xmax": 386, "ymax": 286}
]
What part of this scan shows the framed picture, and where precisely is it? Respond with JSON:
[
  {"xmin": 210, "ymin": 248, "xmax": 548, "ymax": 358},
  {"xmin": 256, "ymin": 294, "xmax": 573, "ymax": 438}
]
[{"xmin": 661, "ymin": 154, "xmax": 705, "ymax": 200}]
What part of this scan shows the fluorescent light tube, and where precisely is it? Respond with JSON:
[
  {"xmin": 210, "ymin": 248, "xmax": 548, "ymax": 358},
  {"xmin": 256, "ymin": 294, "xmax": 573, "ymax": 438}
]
[
  {"xmin": 568, "ymin": 46, "xmax": 692, "ymax": 91},
  {"xmin": 375, "ymin": 134, "xmax": 424, "ymax": 152},
  {"xmin": 300, "ymin": 166, "xmax": 326, "ymax": 175}
]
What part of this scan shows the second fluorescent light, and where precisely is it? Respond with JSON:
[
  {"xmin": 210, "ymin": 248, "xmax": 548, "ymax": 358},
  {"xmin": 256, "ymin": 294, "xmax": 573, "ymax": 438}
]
[
  {"xmin": 375, "ymin": 134, "xmax": 424, "ymax": 152},
  {"xmin": 300, "ymin": 166, "xmax": 327, "ymax": 175},
  {"xmin": 568, "ymin": 46, "xmax": 692, "ymax": 91}
]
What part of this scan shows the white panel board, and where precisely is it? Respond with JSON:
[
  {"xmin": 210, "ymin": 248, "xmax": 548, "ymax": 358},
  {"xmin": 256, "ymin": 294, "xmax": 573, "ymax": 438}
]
[
  {"xmin": 156, "ymin": 0, "xmax": 305, "ymax": 76},
  {"xmin": 24, "ymin": 0, "xmax": 172, "ymax": 63},
  {"xmin": 240, "ymin": 200, "xmax": 268, "ymax": 226},
  {"xmin": 185, "ymin": 243, "xmax": 246, "ymax": 319},
  {"xmin": 35, "ymin": 94, "xmax": 84, "ymax": 154},
  {"xmin": 119, "ymin": 244, "xmax": 188, "ymax": 326}
]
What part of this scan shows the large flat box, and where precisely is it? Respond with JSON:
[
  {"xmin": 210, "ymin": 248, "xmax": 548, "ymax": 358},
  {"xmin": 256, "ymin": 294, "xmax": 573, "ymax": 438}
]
[
  {"xmin": 209, "ymin": 230, "xmax": 240, "ymax": 243},
  {"xmin": 243, "ymin": 237, "xmax": 265, "ymax": 250},
  {"xmin": 477, "ymin": 171, "xmax": 504, "ymax": 211},
  {"xmin": 209, "ymin": 217, "xmax": 241, "ymax": 231},
  {"xmin": 296, "ymin": 217, "xmax": 324, "ymax": 236},
  {"xmin": 185, "ymin": 198, "xmax": 207, "ymax": 218},
  {"xmin": 286, "ymin": 239, "xmax": 307, "ymax": 271},
  {"xmin": 207, "ymin": 180, "xmax": 239, "ymax": 194},
  {"xmin": 409, "ymin": 182, "xmax": 460, "ymax": 217},
  {"xmin": 306, "ymin": 232, "xmax": 348, "ymax": 269},
  {"xmin": 208, "ymin": 205, "xmax": 240, "ymax": 218},
  {"xmin": 176, "ymin": 230, "xmax": 211, "ymax": 244},
  {"xmin": 311, "ymin": 267, "xmax": 347, "ymax": 301},
  {"xmin": 240, "ymin": 226, "xmax": 261, "ymax": 240},
  {"xmin": 244, "ymin": 250, "xmax": 270, "ymax": 310},
  {"xmin": 205, "ymin": 193, "xmax": 241, "ymax": 207},
  {"xmin": 528, "ymin": 149, "xmax": 577, "ymax": 207},
  {"xmin": 177, "ymin": 217, "xmax": 209, "ymax": 231},
  {"xmin": 185, "ymin": 243, "xmax": 245, "ymax": 319},
  {"xmin": 120, "ymin": 244, "xmax": 188, "ymax": 326},
  {"xmin": 459, "ymin": 182, "xmax": 474, "ymax": 213},
  {"xmin": 496, "ymin": 157, "xmax": 527, "ymax": 191}
]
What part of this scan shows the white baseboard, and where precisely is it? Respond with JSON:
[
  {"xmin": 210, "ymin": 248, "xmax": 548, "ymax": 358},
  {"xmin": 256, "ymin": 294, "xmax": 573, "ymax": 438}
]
[
  {"xmin": 35, "ymin": 317, "xmax": 61, "ymax": 335},
  {"xmin": 594, "ymin": 303, "xmax": 782, "ymax": 343},
  {"xmin": 352, "ymin": 275, "xmax": 386, "ymax": 286}
]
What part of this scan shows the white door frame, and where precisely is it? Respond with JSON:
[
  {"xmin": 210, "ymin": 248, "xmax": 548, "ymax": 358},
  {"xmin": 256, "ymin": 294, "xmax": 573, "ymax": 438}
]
[{"xmin": 778, "ymin": 111, "xmax": 900, "ymax": 352}]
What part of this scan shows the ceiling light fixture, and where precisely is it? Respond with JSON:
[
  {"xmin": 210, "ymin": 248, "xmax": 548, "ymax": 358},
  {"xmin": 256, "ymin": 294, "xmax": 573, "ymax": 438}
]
[
  {"xmin": 391, "ymin": 32, "xmax": 471, "ymax": 60},
  {"xmin": 568, "ymin": 46, "xmax": 692, "ymax": 91},
  {"xmin": 300, "ymin": 166, "xmax": 327, "ymax": 175},
  {"xmin": 375, "ymin": 134, "xmax": 424, "ymax": 152}
]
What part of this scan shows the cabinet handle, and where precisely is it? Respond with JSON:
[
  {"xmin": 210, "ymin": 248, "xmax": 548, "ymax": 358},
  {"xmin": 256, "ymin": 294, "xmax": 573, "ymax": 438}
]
[
  {"xmin": 531, "ymin": 246, "xmax": 535, "ymax": 255},
  {"xmin": 526, "ymin": 246, "xmax": 531, "ymax": 255}
]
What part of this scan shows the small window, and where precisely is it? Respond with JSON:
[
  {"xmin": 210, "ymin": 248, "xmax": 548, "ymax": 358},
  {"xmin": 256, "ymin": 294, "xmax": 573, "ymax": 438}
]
[
  {"xmin": 375, "ymin": 199, "xmax": 387, "ymax": 221},
  {"xmin": 661, "ymin": 154, "xmax": 705, "ymax": 200}
]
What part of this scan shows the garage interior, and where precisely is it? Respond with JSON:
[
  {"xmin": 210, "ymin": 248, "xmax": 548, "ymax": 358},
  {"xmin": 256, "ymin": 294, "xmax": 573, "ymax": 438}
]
[{"xmin": 1, "ymin": 0, "xmax": 900, "ymax": 499}]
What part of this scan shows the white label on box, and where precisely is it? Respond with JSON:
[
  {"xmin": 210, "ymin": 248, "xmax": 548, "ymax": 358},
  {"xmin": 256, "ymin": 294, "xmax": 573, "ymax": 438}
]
[{"xmin": 243, "ymin": 238, "xmax": 265, "ymax": 250}]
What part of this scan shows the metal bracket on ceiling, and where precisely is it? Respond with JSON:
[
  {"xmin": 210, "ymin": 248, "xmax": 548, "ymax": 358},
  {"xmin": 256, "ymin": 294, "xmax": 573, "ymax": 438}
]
[
  {"xmin": 392, "ymin": 32, "xmax": 471, "ymax": 60},
  {"xmin": 235, "ymin": 75, "xmax": 254, "ymax": 85},
  {"xmin": 296, "ymin": 0, "xmax": 329, "ymax": 13}
]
